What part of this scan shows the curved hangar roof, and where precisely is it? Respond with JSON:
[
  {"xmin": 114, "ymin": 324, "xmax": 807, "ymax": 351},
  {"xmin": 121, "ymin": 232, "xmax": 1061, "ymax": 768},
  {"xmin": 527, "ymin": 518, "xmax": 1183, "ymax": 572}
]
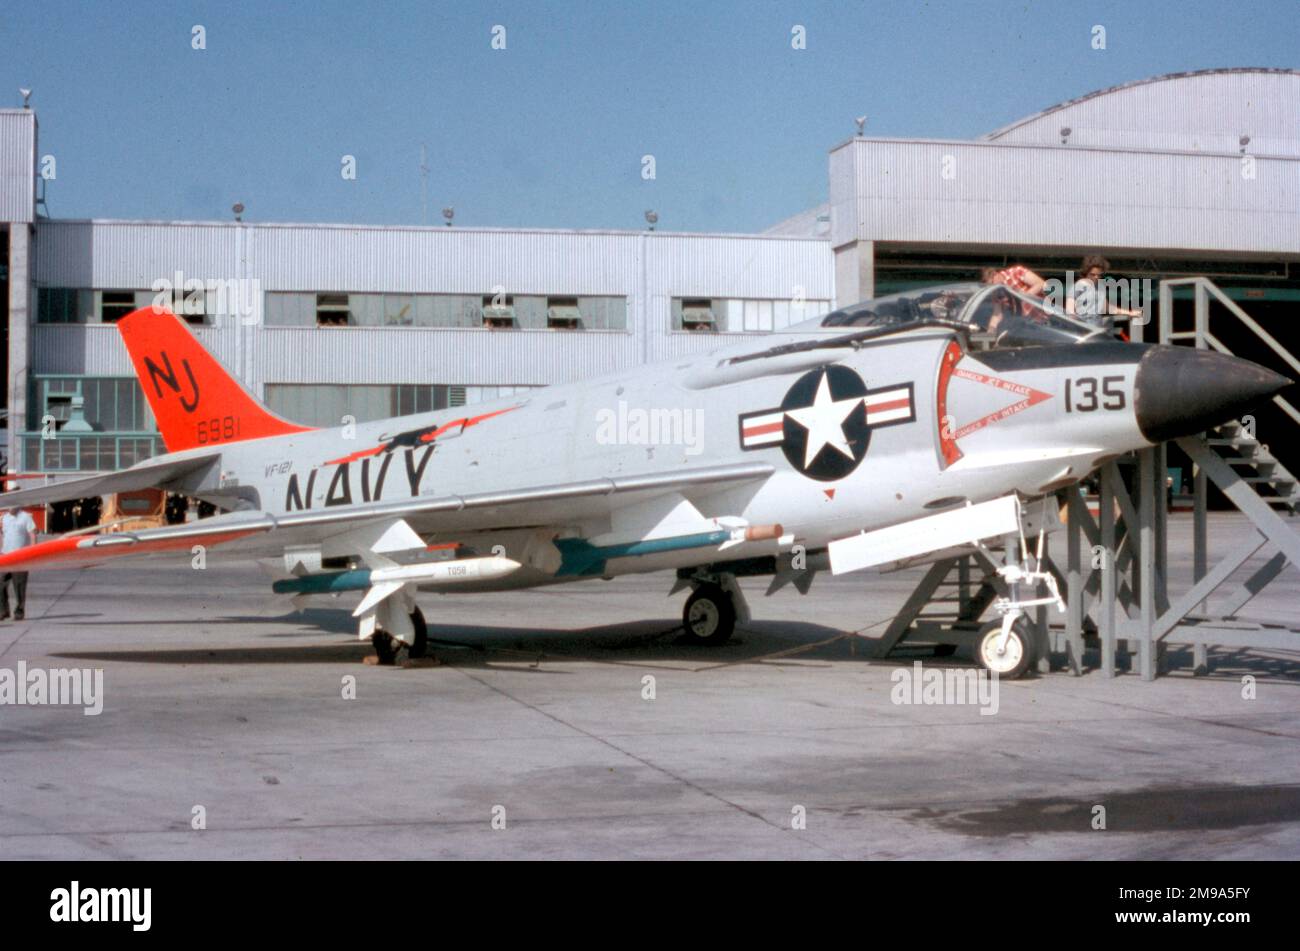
[{"xmin": 983, "ymin": 68, "xmax": 1300, "ymax": 156}]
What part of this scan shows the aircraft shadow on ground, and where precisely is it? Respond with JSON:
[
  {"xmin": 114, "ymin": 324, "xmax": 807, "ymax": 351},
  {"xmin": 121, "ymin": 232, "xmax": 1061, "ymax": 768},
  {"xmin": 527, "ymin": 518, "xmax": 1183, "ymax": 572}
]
[
  {"xmin": 50, "ymin": 619, "xmax": 857, "ymax": 667},
  {"xmin": 17, "ymin": 613, "xmax": 100, "ymax": 622},
  {"xmin": 46, "ymin": 609, "xmax": 1300, "ymax": 681},
  {"xmin": 60, "ymin": 608, "xmax": 351, "ymax": 632},
  {"xmin": 51, "ymin": 643, "xmax": 373, "ymax": 665}
]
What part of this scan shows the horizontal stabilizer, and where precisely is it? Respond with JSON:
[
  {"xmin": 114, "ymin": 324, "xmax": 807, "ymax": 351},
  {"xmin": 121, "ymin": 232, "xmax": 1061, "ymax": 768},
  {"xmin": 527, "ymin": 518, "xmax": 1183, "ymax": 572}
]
[{"xmin": 0, "ymin": 452, "xmax": 220, "ymax": 508}]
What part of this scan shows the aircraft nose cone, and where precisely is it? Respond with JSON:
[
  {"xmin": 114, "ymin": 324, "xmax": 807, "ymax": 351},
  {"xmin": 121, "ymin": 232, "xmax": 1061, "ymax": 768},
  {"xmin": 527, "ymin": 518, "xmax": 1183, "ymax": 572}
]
[{"xmin": 1134, "ymin": 346, "xmax": 1292, "ymax": 443}]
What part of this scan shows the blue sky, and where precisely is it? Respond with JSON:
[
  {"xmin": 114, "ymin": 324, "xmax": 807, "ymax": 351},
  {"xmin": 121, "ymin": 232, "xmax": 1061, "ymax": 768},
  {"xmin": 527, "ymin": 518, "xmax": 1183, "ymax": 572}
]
[{"xmin": 2, "ymin": 0, "xmax": 1296, "ymax": 232}]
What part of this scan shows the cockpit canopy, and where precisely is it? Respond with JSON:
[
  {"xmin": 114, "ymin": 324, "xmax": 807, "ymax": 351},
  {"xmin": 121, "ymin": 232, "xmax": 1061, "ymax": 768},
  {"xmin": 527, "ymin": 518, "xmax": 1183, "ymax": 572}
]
[{"xmin": 804, "ymin": 282, "xmax": 1109, "ymax": 348}]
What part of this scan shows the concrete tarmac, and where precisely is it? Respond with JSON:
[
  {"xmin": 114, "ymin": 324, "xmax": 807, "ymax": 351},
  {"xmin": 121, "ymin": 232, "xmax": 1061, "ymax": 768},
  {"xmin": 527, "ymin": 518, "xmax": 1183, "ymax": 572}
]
[{"xmin": 1, "ymin": 512, "xmax": 1298, "ymax": 859}]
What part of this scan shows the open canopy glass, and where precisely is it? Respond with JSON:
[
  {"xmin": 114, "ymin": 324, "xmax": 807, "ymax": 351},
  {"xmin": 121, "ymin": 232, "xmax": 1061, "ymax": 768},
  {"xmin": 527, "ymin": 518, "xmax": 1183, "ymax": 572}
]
[{"xmin": 800, "ymin": 283, "xmax": 1109, "ymax": 348}]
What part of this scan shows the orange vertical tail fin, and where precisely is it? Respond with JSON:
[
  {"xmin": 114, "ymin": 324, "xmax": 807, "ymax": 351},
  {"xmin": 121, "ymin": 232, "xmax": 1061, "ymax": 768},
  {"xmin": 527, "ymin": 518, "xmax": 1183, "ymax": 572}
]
[{"xmin": 118, "ymin": 307, "xmax": 314, "ymax": 453}]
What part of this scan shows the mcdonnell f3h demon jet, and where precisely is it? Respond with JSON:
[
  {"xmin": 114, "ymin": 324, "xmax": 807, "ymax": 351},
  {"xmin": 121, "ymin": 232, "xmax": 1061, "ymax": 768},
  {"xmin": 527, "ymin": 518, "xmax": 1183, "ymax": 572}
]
[{"xmin": 0, "ymin": 283, "xmax": 1287, "ymax": 676}]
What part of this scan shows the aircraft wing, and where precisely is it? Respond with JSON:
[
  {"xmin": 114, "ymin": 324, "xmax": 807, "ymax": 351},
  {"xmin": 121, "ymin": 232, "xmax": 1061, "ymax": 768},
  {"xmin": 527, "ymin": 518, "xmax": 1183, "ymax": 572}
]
[
  {"xmin": 0, "ymin": 461, "xmax": 774, "ymax": 572},
  {"xmin": 0, "ymin": 452, "xmax": 222, "ymax": 508}
]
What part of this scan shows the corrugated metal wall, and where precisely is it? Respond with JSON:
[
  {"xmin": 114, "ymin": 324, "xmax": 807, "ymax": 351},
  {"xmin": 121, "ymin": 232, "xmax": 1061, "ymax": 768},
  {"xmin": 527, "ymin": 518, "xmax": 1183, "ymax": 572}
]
[
  {"xmin": 828, "ymin": 142, "xmax": 859, "ymax": 251},
  {"xmin": 34, "ymin": 221, "xmax": 241, "ymax": 287},
  {"xmin": 31, "ymin": 324, "xmax": 240, "ymax": 377},
  {"xmin": 28, "ymin": 221, "xmax": 834, "ymax": 395},
  {"xmin": 832, "ymin": 138, "xmax": 1300, "ymax": 254},
  {"xmin": 645, "ymin": 233, "xmax": 832, "ymax": 298},
  {"xmin": 255, "ymin": 326, "xmax": 640, "ymax": 386},
  {"xmin": 246, "ymin": 226, "xmax": 642, "ymax": 294},
  {"xmin": 0, "ymin": 111, "xmax": 35, "ymax": 223}
]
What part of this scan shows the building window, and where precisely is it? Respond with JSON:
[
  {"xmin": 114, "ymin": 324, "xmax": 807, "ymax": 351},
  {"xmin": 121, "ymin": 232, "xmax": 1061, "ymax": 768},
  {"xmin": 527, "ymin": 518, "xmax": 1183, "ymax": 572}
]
[
  {"xmin": 38, "ymin": 289, "xmax": 224, "ymax": 325},
  {"xmin": 39, "ymin": 289, "xmax": 219, "ymax": 326},
  {"xmin": 37, "ymin": 288, "xmax": 80, "ymax": 323},
  {"xmin": 481, "ymin": 295, "xmax": 515, "ymax": 329},
  {"xmin": 99, "ymin": 291, "xmax": 137, "ymax": 323},
  {"xmin": 264, "ymin": 292, "xmax": 316, "ymax": 326},
  {"xmin": 394, "ymin": 384, "xmax": 446, "ymax": 416},
  {"xmin": 23, "ymin": 376, "xmax": 162, "ymax": 473},
  {"xmin": 158, "ymin": 286, "xmax": 208, "ymax": 326},
  {"xmin": 316, "ymin": 293, "xmax": 351, "ymax": 327},
  {"xmin": 546, "ymin": 296, "xmax": 582, "ymax": 330},
  {"xmin": 680, "ymin": 298, "xmax": 716, "ymax": 332},
  {"xmin": 383, "ymin": 295, "xmax": 415, "ymax": 326},
  {"xmin": 264, "ymin": 292, "xmax": 628, "ymax": 330},
  {"xmin": 22, "ymin": 434, "xmax": 162, "ymax": 473},
  {"xmin": 672, "ymin": 296, "xmax": 832, "ymax": 333},
  {"xmin": 32, "ymin": 376, "xmax": 154, "ymax": 434}
]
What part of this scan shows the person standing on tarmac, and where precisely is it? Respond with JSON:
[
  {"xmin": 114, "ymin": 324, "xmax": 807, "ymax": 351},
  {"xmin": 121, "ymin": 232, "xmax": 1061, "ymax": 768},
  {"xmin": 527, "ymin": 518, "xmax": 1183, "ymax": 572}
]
[{"xmin": 1, "ymin": 505, "xmax": 37, "ymax": 620}]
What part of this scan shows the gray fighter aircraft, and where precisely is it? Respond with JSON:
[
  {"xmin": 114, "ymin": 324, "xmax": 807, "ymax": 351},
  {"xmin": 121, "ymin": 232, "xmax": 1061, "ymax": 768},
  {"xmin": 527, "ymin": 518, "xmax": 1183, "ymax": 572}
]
[{"xmin": 0, "ymin": 282, "xmax": 1288, "ymax": 676}]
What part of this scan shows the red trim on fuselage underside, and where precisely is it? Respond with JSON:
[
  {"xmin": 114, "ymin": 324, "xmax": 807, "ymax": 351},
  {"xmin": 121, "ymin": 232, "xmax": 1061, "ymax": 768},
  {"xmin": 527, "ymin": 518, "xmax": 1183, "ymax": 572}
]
[{"xmin": 0, "ymin": 528, "xmax": 262, "ymax": 571}]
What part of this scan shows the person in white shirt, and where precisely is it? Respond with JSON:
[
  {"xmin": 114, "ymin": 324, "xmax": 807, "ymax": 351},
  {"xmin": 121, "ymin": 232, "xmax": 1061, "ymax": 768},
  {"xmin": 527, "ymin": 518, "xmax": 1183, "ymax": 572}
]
[
  {"xmin": 1, "ymin": 506, "xmax": 37, "ymax": 620},
  {"xmin": 1065, "ymin": 254, "xmax": 1141, "ymax": 333}
]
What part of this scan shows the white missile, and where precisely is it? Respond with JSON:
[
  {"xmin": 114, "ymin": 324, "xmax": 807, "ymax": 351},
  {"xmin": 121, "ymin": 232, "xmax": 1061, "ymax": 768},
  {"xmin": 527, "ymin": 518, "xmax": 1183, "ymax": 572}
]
[
  {"xmin": 370, "ymin": 554, "xmax": 522, "ymax": 587},
  {"xmin": 351, "ymin": 555, "xmax": 523, "ymax": 617}
]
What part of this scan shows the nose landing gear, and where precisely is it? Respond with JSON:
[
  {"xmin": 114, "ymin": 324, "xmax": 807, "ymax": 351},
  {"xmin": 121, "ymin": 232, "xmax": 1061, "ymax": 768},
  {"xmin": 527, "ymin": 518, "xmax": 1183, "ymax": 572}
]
[
  {"xmin": 977, "ymin": 616, "xmax": 1034, "ymax": 679},
  {"xmin": 973, "ymin": 532, "xmax": 1065, "ymax": 679}
]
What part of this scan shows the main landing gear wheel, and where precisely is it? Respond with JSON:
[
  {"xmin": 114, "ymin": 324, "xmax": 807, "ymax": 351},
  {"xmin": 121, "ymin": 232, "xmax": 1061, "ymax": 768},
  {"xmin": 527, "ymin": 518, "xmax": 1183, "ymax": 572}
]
[
  {"xmin": 407, "ymin": 607, "xmax": 429, "ymax": 659},
  {"xmin": 977, "ymin": 617, "xmax": 1034, "ymax": 680},
  {"xmin": 370, "ymin": 632, "xmax": 401, "ymax": 666},
  {"xmin": 370, "ymin": 608, "xmax": 429, "ymax": 665},
  {"xmin": 682, "ymin": 584, "xmax": 736, "ymax": 646}
]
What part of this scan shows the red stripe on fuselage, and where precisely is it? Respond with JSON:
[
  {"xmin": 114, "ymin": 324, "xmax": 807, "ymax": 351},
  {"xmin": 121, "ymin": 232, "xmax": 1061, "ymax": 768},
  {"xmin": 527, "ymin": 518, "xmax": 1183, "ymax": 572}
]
[{"xmin": 324, "ymin": 406, "xmax": 519, "ymax": 466}]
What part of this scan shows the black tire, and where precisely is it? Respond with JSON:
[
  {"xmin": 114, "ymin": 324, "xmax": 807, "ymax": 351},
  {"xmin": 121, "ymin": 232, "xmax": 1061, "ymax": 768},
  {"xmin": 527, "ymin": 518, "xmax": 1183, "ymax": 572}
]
[
  {"xmin": 682, "ymin": 584, "xmax": 736, "ymax": 645},
  {"xmin": 408, "ymin": 607, "xmax": 429, "ymax": 659},
  {"xmin": 976, "ymin": 617, "xmax": 1034, "ymax": 679},
  {"xmin": 370, "ymin": 631, "xmax": 400, "ymax": 666}
]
